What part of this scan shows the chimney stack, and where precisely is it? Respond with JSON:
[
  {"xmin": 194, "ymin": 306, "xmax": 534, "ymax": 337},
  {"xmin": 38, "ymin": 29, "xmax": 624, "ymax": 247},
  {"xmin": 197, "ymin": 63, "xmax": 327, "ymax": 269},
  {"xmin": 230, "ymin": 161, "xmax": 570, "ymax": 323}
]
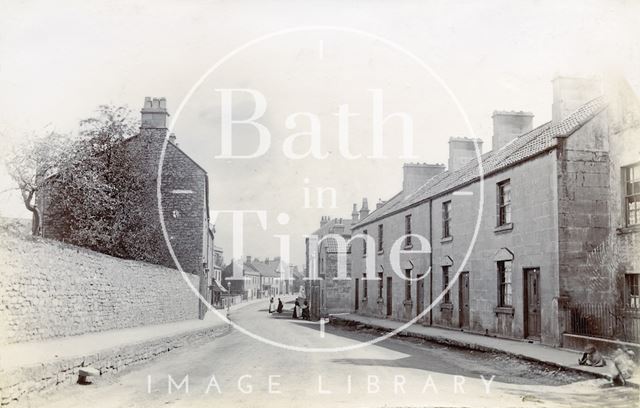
[
  {"xmin": 246, "ymin": 255, "xmax": 252, "ymax": 263},
  {"xmin": 552, "ymin": 76, "xmax": 602, "ymax": 123},
  {"xmin": 359, "ymin": 198, "xmax": 370, "ymax": 220},
  {"xmin": 351, "ymin": 203, "xmax": 359, "ymax": 223},
  {"xmin": 376, "ymin": 199, "xmax": 386, "ymax": 209},
  {"xmin": 320, "ymin": 216, "xmax": 328, "ymax": 228},
  {"xmin": 402, "ymin": 163, "xmax": 446, "ymax": 195},
  {"xmin": 141, "ymin": 97, "xmax": 169, "ymax": 129},
  {"xmin": 492, "ymin": 111, "xmax": 534, "ymax": 151},
  {"xmin": 169, "ymin": 133, "xmax": 177, "ymax": 144},
  {"xmin": 448, "ymin": 137, "xmax": 483, "ymax": 171}
]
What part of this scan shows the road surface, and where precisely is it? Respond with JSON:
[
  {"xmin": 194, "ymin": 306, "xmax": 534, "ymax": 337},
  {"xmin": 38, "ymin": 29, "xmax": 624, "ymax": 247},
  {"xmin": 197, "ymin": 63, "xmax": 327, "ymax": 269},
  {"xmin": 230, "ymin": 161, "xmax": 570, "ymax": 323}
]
[{"xmin": 25, "ymin": 297, "xmax": 639, "ymax": 407}]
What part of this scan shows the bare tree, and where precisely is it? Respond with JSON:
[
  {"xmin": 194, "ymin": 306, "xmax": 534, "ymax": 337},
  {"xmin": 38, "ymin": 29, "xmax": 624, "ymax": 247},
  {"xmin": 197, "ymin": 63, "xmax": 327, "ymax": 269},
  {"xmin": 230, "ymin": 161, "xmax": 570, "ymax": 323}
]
[{"xmin": 5, "ymin": 131, "xmax": 75, "ymax": 235}]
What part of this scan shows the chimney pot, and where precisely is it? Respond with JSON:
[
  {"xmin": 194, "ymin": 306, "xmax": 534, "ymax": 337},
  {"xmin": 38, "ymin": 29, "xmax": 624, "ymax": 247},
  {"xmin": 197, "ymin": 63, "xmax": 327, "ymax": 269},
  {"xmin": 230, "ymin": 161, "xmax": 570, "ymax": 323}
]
[
  {"xmin": 359, "ymin": 198, "xmax": 370, "ymax": 219},
  {"xmin": 492, "ymin": 111, "xmax": 533, "ymax": 151},
  {"xmin": 402, "ymin": 163, "xmax": 445, "ymax": 195},
  {"xmin": 246, "ymin": 255, "xmax": 252, "ymax": 263},
  {"xmin": 351, "ymin": 203, "xmax": 359, "ymax": 223},
  {"xmin": 448, "ymin": 137, "xmax": 483, "ymax": 171},
  {"xmin": 141, "ymin": 96, "xmax": 170, "ymax": 130}
]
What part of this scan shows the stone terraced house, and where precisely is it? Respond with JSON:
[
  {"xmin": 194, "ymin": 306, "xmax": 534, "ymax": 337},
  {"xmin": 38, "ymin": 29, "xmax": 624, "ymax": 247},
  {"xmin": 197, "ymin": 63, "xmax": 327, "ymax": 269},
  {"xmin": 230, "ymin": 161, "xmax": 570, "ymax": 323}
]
[{"xmin": 349, "ymin": 76, "xmax": 640, "ymax": 348}]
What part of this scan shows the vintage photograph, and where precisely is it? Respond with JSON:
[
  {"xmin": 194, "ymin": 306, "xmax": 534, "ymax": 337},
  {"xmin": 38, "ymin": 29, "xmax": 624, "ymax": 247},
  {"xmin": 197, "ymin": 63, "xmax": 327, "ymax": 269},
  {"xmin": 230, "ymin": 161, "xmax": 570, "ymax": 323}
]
[{"xmin": 0, "ymin": 1, "xmax": 639, "ymax": 407}]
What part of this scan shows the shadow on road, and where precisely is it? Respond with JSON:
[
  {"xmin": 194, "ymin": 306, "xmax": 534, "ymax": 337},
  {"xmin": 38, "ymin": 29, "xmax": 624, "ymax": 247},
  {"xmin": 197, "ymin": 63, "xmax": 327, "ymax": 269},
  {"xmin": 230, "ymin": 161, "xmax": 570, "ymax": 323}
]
[{"xmin": 284, "ymin": 319, "xmax": 596, "ymax": 387}]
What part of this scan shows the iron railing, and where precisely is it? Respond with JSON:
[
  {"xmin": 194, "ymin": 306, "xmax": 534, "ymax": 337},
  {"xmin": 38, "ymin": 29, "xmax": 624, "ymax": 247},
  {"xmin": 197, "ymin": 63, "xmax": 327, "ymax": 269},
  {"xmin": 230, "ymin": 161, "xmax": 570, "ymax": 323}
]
[{"xmin": 564, "ymin": 303, "xmax": 640, "ymax": 344}]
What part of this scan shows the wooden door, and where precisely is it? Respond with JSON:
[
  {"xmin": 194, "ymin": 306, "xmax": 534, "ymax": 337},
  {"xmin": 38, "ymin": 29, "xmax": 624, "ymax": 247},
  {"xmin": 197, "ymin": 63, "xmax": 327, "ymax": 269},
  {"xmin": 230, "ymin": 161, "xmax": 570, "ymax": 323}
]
[
  {"xmin": 354, "ymin": 278, "xmax": 359, "ymax": 311},
  {"xmin": 386, "ymin": 277, "xmax": 393, "ymax": 316},
  {"xmin": 416, "ymin": 274, "xmax": 424, "ymax": 319},
  {"xmin": 525, "ymin": 268, "xmax": 541, "ymax": 339},
  {"xmin": 459, "ymin": 272, "xmax": 470, "ymax": 329}
]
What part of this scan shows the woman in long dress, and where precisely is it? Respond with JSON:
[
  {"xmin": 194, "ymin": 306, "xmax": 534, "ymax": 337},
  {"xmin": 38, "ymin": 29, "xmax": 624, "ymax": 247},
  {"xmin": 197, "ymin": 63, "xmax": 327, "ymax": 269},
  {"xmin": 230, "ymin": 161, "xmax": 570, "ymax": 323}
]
[
  {"xmin": 276, "ymin": 298, "xmax": 283, "ymax": 313},
  {"xmin": 292, "ymin": 299, "xmax": 300, "ymax": 319},
  {"xmin": 268, "ymin": 297, "xmax": 274, "ymax": 314}
]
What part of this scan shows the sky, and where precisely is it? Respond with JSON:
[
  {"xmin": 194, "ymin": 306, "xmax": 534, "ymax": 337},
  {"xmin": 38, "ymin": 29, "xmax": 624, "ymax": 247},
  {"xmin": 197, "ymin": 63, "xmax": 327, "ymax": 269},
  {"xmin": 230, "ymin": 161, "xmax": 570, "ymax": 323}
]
[{"xmin": 1, "ymin": 0, "xmax": 639, "ymax": 266}]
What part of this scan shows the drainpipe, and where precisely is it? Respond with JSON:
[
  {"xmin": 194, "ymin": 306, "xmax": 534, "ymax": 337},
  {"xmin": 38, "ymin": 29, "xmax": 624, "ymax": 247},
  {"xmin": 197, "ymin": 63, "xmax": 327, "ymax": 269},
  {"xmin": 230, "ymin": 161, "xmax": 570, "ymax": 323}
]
[{"xmin": 429, "ymin": 200, "xmax": 433, "ymax": 326}]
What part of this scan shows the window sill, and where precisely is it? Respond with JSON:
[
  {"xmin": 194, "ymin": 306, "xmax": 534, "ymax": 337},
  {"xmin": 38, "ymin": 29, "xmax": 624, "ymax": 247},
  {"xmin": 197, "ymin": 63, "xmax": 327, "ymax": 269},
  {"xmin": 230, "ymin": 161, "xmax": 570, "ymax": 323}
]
[
  {"xmin": 377, "ymin": 250, "xmax": 384, "ymax": 255},
  {"xmin": 403, "ymin": 299, "xmax": 413, "ymax": 306},
  {"xmin": 494, "ymin": 306, "xmax": 515, "ymax": 316},
  {"xmin": 441, "ymin": 236, "xmax": 453, "ymax": 244},
  {"xmin": 377, "ymin": 298, "xmax": 384, "ymax": 304},
  {"xmin": 617, "ymin": 225, "xmax": 640, "ymax": 235},
  {"xmin": 440, "ymin": 302, "xmax": 453, "ymax": 311},
  {"xmin": 403, "ymin": 243, "xmax": 413, "ymax": 250},
  {"xmin": 362, "ymin": 297, "xmax": 368, "ymax": 302},
  {"xmin": 494, "ymin": 223, "xmax": 514, "ymax": 234}
]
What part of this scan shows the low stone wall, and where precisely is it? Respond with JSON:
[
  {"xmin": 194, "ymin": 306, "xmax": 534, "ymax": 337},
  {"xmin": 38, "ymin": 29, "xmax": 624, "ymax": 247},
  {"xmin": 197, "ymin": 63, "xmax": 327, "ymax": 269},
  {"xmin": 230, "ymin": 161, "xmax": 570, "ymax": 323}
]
[
  {"xmin": 0, "ymin": 323, "xmax": 230, "ymax": 407},
  {"xmin": 0, "ymin": 230, "xmax": 200, "ymax": 345}
]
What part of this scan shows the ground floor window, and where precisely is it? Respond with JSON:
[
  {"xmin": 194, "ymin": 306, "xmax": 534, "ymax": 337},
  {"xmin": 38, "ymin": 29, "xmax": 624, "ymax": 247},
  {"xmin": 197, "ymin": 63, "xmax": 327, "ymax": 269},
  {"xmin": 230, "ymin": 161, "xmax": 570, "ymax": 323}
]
[
  {"xmin": 378, "ymin": 272, "xmax": 384, "ymax": 298},
  {"xmin": 498, "ymin": 260, "xmax": 513, "ymax": 307},
  {"xmin": 625, "ymin": 273, "xmax": 640, "ymax": 310},
  {"xmin": 442, "ymin": 266, "xmax": 451, "ymax": 303}
]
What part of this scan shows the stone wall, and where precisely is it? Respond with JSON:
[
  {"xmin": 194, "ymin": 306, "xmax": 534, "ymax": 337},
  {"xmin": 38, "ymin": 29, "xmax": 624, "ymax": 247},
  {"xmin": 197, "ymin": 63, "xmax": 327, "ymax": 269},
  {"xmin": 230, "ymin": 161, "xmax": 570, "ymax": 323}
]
[
  {"xmin": 556, "ymin": 110, "xmax": 613, "ymax": 303},
  {"xmin": 0, "ymin": 322, "xmax": 229, "ymax": 407},
  {"xmin": 0, "ymin": 229, "xmax": 200, "ymax": 345}
]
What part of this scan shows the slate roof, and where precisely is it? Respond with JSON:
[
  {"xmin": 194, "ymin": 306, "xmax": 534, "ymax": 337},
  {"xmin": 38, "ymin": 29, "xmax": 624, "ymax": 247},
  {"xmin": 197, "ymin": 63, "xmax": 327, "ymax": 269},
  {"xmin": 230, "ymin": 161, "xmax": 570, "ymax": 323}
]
[
  {"xmin": 355, "ymin": 96, "xmax": 608, "ymax": 228},
  {"xmin": 247, "ymin": 260, "xmax": 282, "ymax": 277}
]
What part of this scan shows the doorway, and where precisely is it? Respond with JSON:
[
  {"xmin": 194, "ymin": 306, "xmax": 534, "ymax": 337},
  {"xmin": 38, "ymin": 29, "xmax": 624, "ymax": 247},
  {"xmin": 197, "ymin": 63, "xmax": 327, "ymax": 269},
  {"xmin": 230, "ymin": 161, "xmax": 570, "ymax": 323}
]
[
  {"xmin": 354, "ymin": 278, "xmax": 359, "ymax": 311},
  {"xmin": 416, "ymin": 274, "xmax": 424, "ymax": 319},
  {"xmin": 524, "ymin": 268, "xmax": 541, "ymax": 339},
  {"xmin": 459, "ymin": 272, "xmax": 470, "ymax": 329},
  {"xmin": 386, "ymin": 276, "xmax": 393, "ymax": 316}
]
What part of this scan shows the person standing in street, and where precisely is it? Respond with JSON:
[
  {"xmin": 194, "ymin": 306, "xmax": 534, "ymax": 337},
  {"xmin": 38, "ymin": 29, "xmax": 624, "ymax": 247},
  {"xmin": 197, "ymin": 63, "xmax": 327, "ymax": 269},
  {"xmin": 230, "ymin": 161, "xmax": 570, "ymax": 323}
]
[
  {"xmin": 268, "ymin": 297, "xmax": 274, "ymax": 314},
  {"xmin": 292, "ymin": 299, "xmax": 300, "ymax": 319}
]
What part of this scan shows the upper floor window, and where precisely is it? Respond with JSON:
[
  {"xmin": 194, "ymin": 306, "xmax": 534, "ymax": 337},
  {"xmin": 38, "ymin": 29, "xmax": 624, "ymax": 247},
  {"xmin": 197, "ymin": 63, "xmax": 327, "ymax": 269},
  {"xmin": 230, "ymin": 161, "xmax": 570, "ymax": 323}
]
[
  {"xmin": 624, "ymin": 163, "xmax": 640, "ymax": 226},
  {"xmin": 625, "ymin": 273, "xmax": 640, "ymax": 310},
  {"xmin": 497, "ymin": 179, "xmax": 512, "ymax": 226},
  {"xmin": 405, "ymin": 215, "xmax": 412, "ymax": 246},
  {"xmin": 442, "ymin": 201, "xmax": 452, "ymax": 238},
  {"xmin": 497, "ymin": 260, "xmax": 513, "ymax": 307},
  {"xmin": 363, "ymin": 229, "xmax": 368, "ymax": 255},
  {"xmin": 378, "ymin": 224, "xmax": 384, "ymax": 252}
]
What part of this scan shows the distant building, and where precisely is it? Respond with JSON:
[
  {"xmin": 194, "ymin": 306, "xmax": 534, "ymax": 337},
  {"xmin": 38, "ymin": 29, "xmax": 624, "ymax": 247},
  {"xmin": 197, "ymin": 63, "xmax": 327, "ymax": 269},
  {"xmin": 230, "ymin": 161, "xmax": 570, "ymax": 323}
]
[
  {"xmin": 222, "ymin": 257, "xmax": 261, "ymax": 300},
  {"xmin": 247, "ymin": 257, "xmax": 283, "ymax": 298},
  {"xmin": 205, "ymin": 225, "xmax": 226, "ymax": 307},
  {"xmin": 350, "ymin": 76, "xmax": 640, "ymax": 347},
  {"xmin": 304, "ymin": 208, "xmax": 359, "ymax": 318}
]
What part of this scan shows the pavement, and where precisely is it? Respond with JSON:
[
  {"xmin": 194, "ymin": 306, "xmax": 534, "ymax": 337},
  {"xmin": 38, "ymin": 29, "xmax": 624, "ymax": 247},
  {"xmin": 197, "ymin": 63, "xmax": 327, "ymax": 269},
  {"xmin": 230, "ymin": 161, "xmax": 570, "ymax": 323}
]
[
  {"xmin": 329, "ymin": 313, "xmax": 640, "ymax": 387},
  {"xmin": 15, "ymin": 298, "xmax": 639, "ymax": 408},
  {"xmin": 0, "ymin": 297, "xmax": 264, "ymax": 371}
]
